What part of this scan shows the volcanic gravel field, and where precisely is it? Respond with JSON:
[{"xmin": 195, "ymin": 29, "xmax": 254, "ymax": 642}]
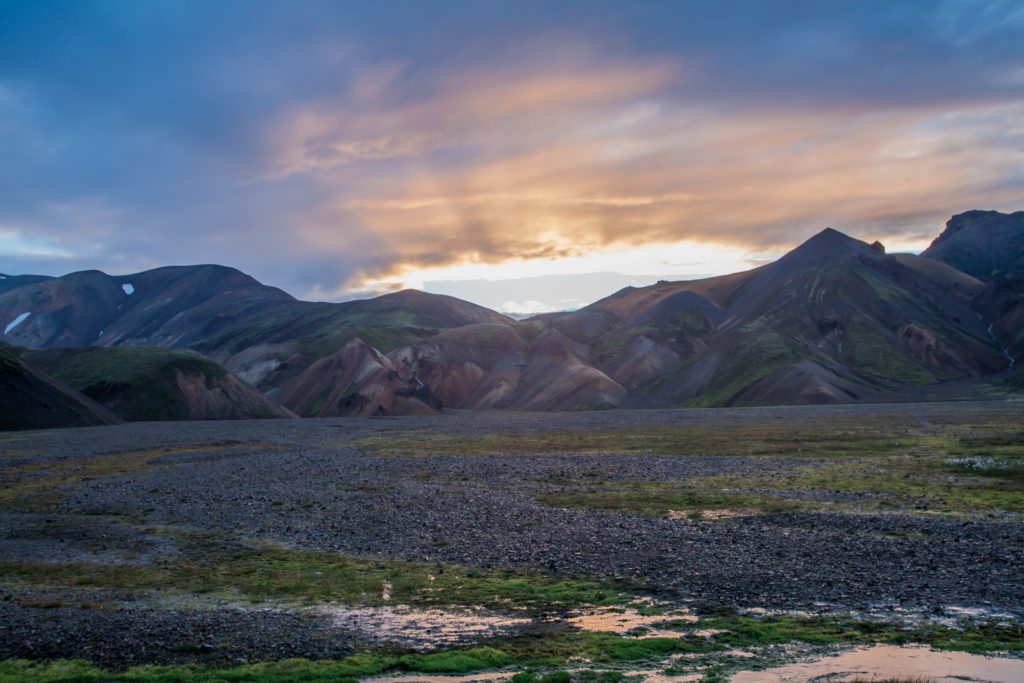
[{"xmin": 1, "ymin": 401, "xmax": 1022, "ymax": 668}]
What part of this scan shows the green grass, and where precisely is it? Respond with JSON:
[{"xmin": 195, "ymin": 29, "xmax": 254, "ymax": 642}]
[
  {"xmin": 356, "ymin": 415, "xmax": 1024, "ymax": 517},
  {"xmin": 0, "ymin": 442, "xmax": 278, "ymax": 512},
  {"xmin": 0, "ymin": 637, "xmax": 689, "ymax": 683},
  {"xmin": 700, "ymin": 615, "xmax": 1024, "ymax": 654},
  {"xmin": 669, "ymin": 310, "xmax": 712, "ymax": 336},
  {"xmin": 0, "ymin": 648, "xmax": 511, "ymax": 682},
  {"xmin": 2, "ymin": 615, "xmax": 1021, "ymax": 682},
  {"xmin": 843, "ymin": 315, "xmax": 937, "ymax": 386},
  {"xmin": 687, "ymin": 331, "xmax": 799, "ymax": 407},
  {"xmin": 590, "ymin": 327, "xmax": 652, "ymax": 368},
  {"xmin": 35, "ymin": 347, "xmax": 231, "ymax": 421},
  {"xmin": 536, "ymin": 484, "xmax": 803, "ymax": 517},
  {"xmin": 691, "ymin": 459, "xmax": 1024, "ymax": 516},
  {"xmin": 0, "ymin": 533, "xmax": 628, "ymax": 612},
  {"xmin": 299, "ymin": 325, "xmax": 426, "ymax": 358},
  {"xmin": 356, "ymin": 420, "xmax": 909, "ymax": 458},
  {"xmin": 47, "ymin": 347, "xmax": 227, "ymax": 387}
]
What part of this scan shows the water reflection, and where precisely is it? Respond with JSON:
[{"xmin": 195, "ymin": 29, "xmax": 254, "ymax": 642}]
[{"xmin": 730, "ymin": 644, "xmax": 1024, "ymax": 683}]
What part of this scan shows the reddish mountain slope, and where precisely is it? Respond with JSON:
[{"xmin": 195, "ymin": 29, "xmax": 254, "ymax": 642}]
[
  {"xmin": 2, "ymin": 210, "xmax": 1021, "ymax": 417},
  {"xmin": 0, "ymin": 345, "xmax": 117, "ymax": 430},
  {"xmin": 23, "ymin": 347, "xmax": 293, "ymax": 422}
]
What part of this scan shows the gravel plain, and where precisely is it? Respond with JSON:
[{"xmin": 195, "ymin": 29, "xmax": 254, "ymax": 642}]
[{"xmin": 1, "ymin": 400, "xmax": 1022, "ymax": 668}]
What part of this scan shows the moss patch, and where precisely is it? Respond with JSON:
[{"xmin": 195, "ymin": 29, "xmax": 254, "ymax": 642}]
[
  {"xmin": 842, "ymin": 315, "xmax": 936, "ymax": 386},
  {"xmin": 536, "ymin": 484, "xmax": 802, "ymax": 517},
  {"xmin": 0, "ymin": 442, "xmax": 277, "ymax": 512},
  {"xmin": 1, "ymin": 616, "xmax": 1021, "ymax": 682},
  {"xmin": 0, "ymin": 533, "xmax": 628, "ymax": 612},
  {"xmin": 31, "ymin": 347, "xmax": 234, "ymax": 421},
  {"xmin": 687, "ymin": 332, "xmax": 799, "ymax": 407},
  {"xmin": 356, "ymin": 413, "xmax": 1024, "ymax": 516}
]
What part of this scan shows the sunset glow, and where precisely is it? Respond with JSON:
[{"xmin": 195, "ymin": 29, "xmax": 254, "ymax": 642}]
[{"xmin": 1, "ymin": 1, "xmax": 1021, "ymax": 309}]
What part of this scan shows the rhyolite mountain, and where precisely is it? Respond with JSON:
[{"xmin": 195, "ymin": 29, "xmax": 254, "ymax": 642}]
[
  {"xmin": 21, "ymin": 347, "xmax": 294, "ymax": 422},
  {"xmin": 922, "ymin": 210, "xmax": 1024, "ymax": 281},
  {"xmin": 1, "ymin": 209, "xmax": 1021, "ymax": 420},
  {"xmin": 0, "ymin": 344, "xmax": 117, "ymax": 430},
  {"xmin": 923, "ymin": 210, "xmax": 1024, "ymax": 367}
]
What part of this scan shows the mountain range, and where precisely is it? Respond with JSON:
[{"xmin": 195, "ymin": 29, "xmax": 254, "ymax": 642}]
[{"xmin": 2, "ymin": 209, "xmax": 1022, "ymax": 428}]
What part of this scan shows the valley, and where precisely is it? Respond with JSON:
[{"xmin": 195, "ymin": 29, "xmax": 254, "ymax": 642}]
[
  {"xmin": 2, "ymin": 211, "xmax": 1023, "ymax": 427},
  {"xmin": 4, "ymin": 4, "xmax": 1024, "ymax": 681},
  {"xmin": 1, "ymin": 402, "xmax": 1022, "ymax": 681}
]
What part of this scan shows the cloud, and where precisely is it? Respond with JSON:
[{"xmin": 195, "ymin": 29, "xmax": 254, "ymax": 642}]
[
  {"xmin": 261, "ymin": 59, "xmax": 676, "ymax": 179},
  {"xmin": 0, "ymin": 0, "xmax": 1021, "ymax": 308},
  {"xmin": 305, "ymin": 97, "xmax": 1024, "ymax": 289}
]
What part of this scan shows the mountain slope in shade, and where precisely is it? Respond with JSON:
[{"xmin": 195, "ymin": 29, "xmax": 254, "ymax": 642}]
[
  {"xmin": 389, "ymin": 322, "xmax": 626, "ymax": 411},
  {"xmin": 199, "ymin": 289, "xmax": 511, "ymax": 397},
  {"xmin": 23, "ymin": 347, "xmax": 294, "ymax": 422},
  {"xmin": 0, "ymin": 273, "xmax": 53, "ymax": 294},
  {"xmin": 0, "ymin": 265, "xmax": 293, "ymax": 349},
  {"xmin": 0, "ymin": 345, "xmax": 117, "ymax": 430},
  {"xmin": 923, "ymin": 210, "xmax": 1024, "ymax": 281},
  {"xmin": 924, "ymin": 210, "xmax": 1024, "ymax": 365}
]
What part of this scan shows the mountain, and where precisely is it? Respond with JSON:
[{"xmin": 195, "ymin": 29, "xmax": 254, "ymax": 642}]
[
  {"xmin": 21, "ymin": 347, "xmax": 294, "ymax": 422},
  {"xmin": 0, "ymin": 265, "xmax": 294, "ymax": 349},
  {"xmin": 274, "ymin": 338, "xmax": 441, "ymax": 417},
  {"xmin": 922, "ymin": 210, "xmax": 1024, "ymax": 281},
  {"xmin": 923, "ymin": 210, "xmax": 1024, "ymax": 365},
  {"xmin": 564, "ymin": 228, "xmax": 1005, "ymax": 407},
  {"xmin": 0, "ymin": 273, "xmax": 52, "ymax": 294},
  {"xmin": 382, "ymin": 226, "xmax": 1009, "ymax": 411},
  {"xmin": 0, "ymin": 344, "xmax": 117, "ymax": 430},
  {"xmin": 1, "ymin": 210, "xmax": 1021, "ymax": 418},
  {"xmin": 0, "ymin": 267, "xmax": 509, "ymax": 418},
  {"xmin": 389, "ymin": 322, "xmax": 626, "ymax": 411}
]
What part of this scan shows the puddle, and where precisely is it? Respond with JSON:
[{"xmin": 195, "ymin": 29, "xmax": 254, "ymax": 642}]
[
  {"xmin": 668, "ymin": 508, "xmax": 755, "ymax": 521},
  {"xmin": 622, "ymin": 672, "xmax": 702, "ymax": 683},
  {"xmin": 368, "ymin": 673, "xmax": 517, "ymax": 683},
  {"xmin": 565, "ymin": 607, "xmax": 697, "ymax": 638},
  {"xmin": 320, "ymin": 605, "xmax": 530, "ymax": 650},
  {"xmin": 730, "ymin": 644, "xmax": 1024, "ymax": 682},
  {"xmin": 371, "ymin": 665, "xmax": 701, "ymax": 683},
  {"xmin": 371, "ymin": 670, "xmax": 701, "ymax": 683},
  {"xmin": 693, "ymin": 628, "xmax": 726, "ymax": 638}
]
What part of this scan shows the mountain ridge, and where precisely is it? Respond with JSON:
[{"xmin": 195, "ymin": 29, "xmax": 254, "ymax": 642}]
[{"xmin": 2, "ymin": 209, "xmax": 1022, "ymax": 425}]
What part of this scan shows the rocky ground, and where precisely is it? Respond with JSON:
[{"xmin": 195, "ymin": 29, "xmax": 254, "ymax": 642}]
[{"xmin": 1, "ymin": 401, "xmax": 1022, "ymax": 671}]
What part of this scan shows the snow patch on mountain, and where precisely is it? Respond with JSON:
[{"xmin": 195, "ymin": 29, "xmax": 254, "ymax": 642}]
[
  {"xmin": 5, "ymin": 312, "xmax": 31, "ymax": 335},
  {"xmin": 122, "ymin": 283, "xmax": 135, "ymax": 295}
]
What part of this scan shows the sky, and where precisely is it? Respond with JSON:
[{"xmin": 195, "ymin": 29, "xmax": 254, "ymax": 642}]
[{"xmin": 1, "ymin": 1, "xmax": 1022, "ymax": 313}]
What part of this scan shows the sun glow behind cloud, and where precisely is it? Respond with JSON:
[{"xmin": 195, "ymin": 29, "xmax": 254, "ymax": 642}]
[
  {"xmin": 354, "ymin": 240, "xmax": 769, "ymax": 294},
  {"xmin": 342, "ymin": 232, "xmax": 936, "ymax": 313},
  {"xmin": 0, "ymin": 1, "xmax": 1021, "ymax": 308}
]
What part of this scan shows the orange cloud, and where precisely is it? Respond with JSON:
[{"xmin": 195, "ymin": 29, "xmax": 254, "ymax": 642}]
[
  {"xmin": 263, "ymin": 59, "xmax": 676, "ymax": 179},
  {"xmin": 258, "ymin": 56, "xmax": 1024, "ymax": 293}
]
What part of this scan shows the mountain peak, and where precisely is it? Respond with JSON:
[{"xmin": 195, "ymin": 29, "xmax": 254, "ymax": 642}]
[
  {"xmin": 807, "ymin": 226, "xmax": 859, "ymax": 245},
  {"xmin": 923, "ymin": 209, "xmax": 1024, "ymax": 280},
  {"xmin": 781, "ymin": 227, "xmax": 870, "ymax": 265},
  {"xmin": 930, "ymin": 209, "xmax": 1024, "ymax": 246}
]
